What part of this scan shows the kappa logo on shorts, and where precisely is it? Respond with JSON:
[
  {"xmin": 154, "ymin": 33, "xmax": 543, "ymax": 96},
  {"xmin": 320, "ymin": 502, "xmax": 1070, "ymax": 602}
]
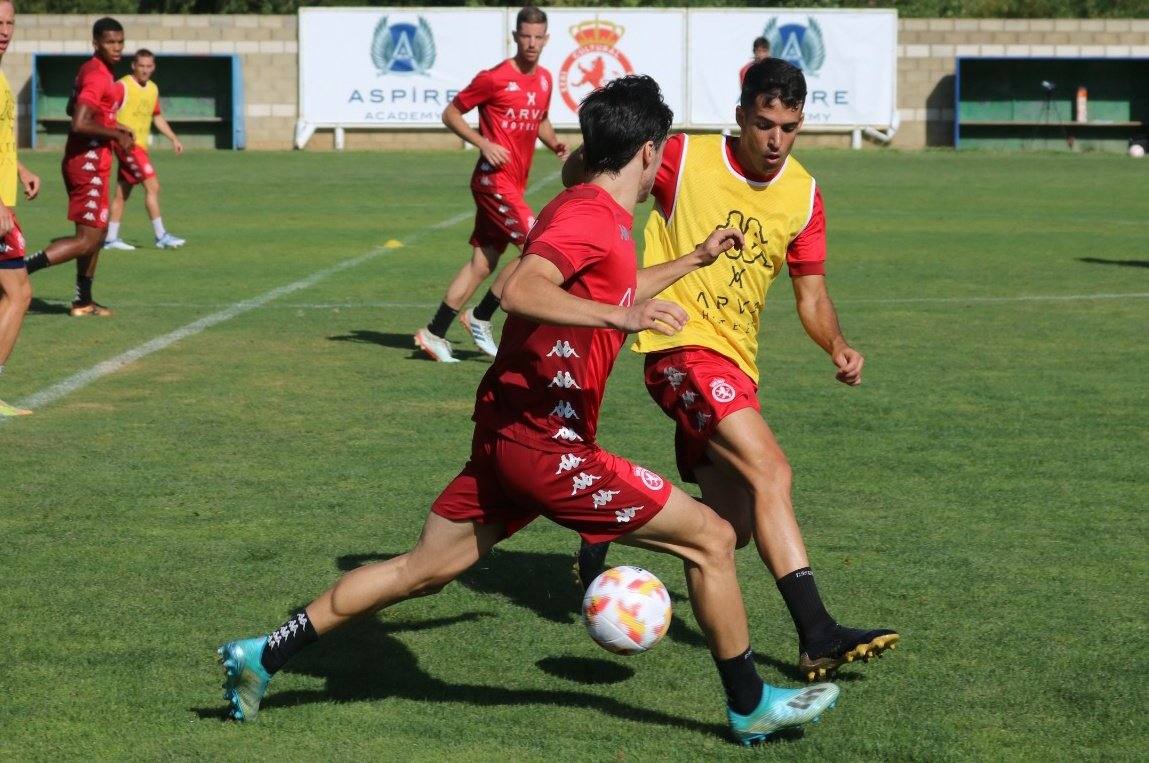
[
  {"xmin": 709, "ymin": 377, "xmax": 737, "ymax": 404},
  {"xmin": 679, "ymin": 390, "xmax": 698, "ymax": 407},
  {"xmin": 83, "ymin": 212, "xmax": 96, "ymax": 222},
  {"xmin": 591, "ymin": 489, "xmax": 621, "ymax": 509},
  {"xmin": 555, "ymin": 453, "xmax": 586, "ymax": 474},
  {"xmin": 91, "ymin": 177, "xmax": 103, "ymax": 186},
  {"xmin": 82, "ymin": 162, "xmax": 96, "ymax": 171},
  {"xmin": 85, "ymin": 201, "xmax": 98, "ymax": 210},
  {"xmin": 497, "ymin": 204, "xmax": 508, "ymax": 214},
  {"xmin": 546, "ymin": 340, "xmax": 579, "ymax": 359},
  {"xmin": 615, "ymin": 507, "xmax": 641, "ymax": 523},
  {"xmin": 663, "ymin": 366, "xmax": 686, "ymax": 390},
  {"xmin": 570, "ymin": 472, "xmax": 601, "ymax": 495},
  {"xmin": 548, "ymin": 370, "xmax": 581, "ymax": 389},
  {"xmin": 632, "ymin": 466, "xmax": 664, "ymax": 492},
  {"xmin": 552, "ymin": 427, "xmax": 584, "ymax": 443},
  {"xmin": 88, "ymin": 139, "xmax": 99, "ymax": 147},
  {"xmin": 480, "ymin": 176, "xmax": 492, "ymax": 187},
  {"xmin": 85, "ymin": 150, "xmax": 98, "ymax": 159},
  {"xmin": 693, "ymin": 410, "xmax": 712, "ymax": 432},
  {"xmin": 87, "ymin": 189, "xmax": 100, "ymax": 198},
  {"xmin": 550, "ymin": 401, "xmax": 579, "ymax": 420}
]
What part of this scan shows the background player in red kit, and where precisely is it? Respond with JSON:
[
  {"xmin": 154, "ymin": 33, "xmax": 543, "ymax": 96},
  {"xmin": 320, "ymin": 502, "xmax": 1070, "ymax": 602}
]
[
  {"xmin": 219, "ymin": 76, "xmax": 840, "ymax": 746},
  {"xmin": 23, "ymin": 17, "xmax": 133, "ymax": 316},
  {"xmin": 415, "ymin": 5, "xmax": 568, "ymax": 363}
]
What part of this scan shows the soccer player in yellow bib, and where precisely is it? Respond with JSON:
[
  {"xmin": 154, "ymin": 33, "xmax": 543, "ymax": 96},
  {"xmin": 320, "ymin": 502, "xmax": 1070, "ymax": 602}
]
[
  {"xmin": 567, "ymin": 60, "xmax": 898, "ymax": 681},
  {"xmin": 103, "ymin": 49, "xmax": 185, "ymax": 251},
  {"xmin": 0, "ymin": 0, "xmax": 42, "ymax": 416}
]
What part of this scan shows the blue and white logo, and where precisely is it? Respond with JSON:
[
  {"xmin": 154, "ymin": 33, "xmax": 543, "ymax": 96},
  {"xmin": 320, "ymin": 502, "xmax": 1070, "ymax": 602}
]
[
  {"xmin": 763, "ymin": 17, "xmax": 826, "ymax": 76},
  {"xmin": 371, "ymin": 16, "xmax": 436, "ymax": 76}
]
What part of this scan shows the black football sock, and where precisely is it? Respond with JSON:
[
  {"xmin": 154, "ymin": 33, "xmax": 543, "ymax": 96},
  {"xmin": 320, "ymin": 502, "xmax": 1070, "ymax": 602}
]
[
  {"xmin": 715, "ymin": 647, "xmax": 765, "ymax": 715},
  {"xmin": 471, "ymin": 289, "xmax": 501, "ymax": 321},
  {"xmin": 75, "ymin": 276, "xmax": 93, "ymax": 305},
  {"xmin": 776, "ymin": 567, "xmax": 836, "ymax": 647},
  {"xmin": 260, "ymin": 609, "xmax": 319, "ymax": 675},
  {"xmin": 23, "ymin": 250, "xmax": 49, "ymax": 274},
  {"xmin": 427, "ymin": 302, "xmax": 458, "ymax": 339}
]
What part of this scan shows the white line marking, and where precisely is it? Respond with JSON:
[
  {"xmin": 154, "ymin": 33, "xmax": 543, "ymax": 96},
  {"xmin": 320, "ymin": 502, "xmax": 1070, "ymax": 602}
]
[{"xmin": 8, "ymin": 171, "xmax": 561, "ymax": 417}]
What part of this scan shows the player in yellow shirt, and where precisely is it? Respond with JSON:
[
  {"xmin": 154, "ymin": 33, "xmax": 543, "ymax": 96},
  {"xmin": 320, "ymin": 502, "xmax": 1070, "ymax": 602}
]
[
  {"xmin": 567, "ymin": 60, "xmax": 898, "ymax": 680},
  {"xmin": 0, "ymin": 0, "xmax": 42, "ymax": 416},
  {"xmin": 103, "ymin": 49, "xmax": 185, "ymax": 251}
]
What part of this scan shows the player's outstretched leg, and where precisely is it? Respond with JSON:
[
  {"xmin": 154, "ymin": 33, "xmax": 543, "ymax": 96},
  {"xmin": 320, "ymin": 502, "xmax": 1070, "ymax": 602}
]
[
  {"xmin": 703, "ymin": 409, "xmax": 899, "ymax": 681},
  {"xmin": 216, "ymin": 512, "xmax": 503, "ymax": 721},
  {"xmin": 619, "ymin": 486, "xmax": 839, "ymax": 744}
]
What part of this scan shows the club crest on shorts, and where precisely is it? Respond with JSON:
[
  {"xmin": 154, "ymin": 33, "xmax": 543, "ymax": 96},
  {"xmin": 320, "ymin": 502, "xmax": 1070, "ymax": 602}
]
[
  {"xmin": 633, "ymin": 466, "xmax": 664, "ymax": 492},
  {"xmin": 709, "ymin": 377, "xmax": 737, "ymax": 404}
]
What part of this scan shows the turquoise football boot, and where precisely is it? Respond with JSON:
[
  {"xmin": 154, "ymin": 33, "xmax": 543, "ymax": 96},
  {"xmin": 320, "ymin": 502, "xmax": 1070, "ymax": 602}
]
[
  {"xmin": 727, "ymin": 682, "xmax": 840, "ymax": 746},
  {"xmin": 217, "ymin": 636, "xmax": 271, "ymax": 722}
]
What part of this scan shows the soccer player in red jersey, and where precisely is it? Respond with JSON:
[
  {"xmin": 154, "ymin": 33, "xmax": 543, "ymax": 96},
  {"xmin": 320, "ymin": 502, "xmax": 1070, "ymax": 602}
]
[
  {"xmin": 568, "ymin": 60, "xmax": 897, "ymax": 681},
  {"xmin": 415, "ymin": 5, "xmax": 568, "ymax": 363},
  {"xmin": 219, "ymin": 76, "xmax": 840, "ymax": 745},
  {"xmin": 738, "ymin": 37, "xmax": 771, "ymax": 86},
  {"xmin": 23, "ymin": 17, "xmax": 133, "ymax": 317}
]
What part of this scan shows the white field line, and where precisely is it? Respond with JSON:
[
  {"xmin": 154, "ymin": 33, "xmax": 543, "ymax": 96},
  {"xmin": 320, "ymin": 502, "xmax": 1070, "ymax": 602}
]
[
  {"xmin": 30, "ymin": 290, "xmax": 1149, "ymax": 312},
  {"xmin": 6, "ymin": 171, "xmax": 561, "ymax": 417}
]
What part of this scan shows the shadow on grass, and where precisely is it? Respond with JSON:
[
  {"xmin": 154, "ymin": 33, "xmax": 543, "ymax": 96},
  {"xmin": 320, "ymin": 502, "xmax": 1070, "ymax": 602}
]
[
  {"xmin": 1076, "ymin": 257, "xmax": 1149, "ymax": 268},
  {"xmin": 328, "ymin": 330, "xmax": 488, "ymax": 361},
  {"xmin": 27, "ymin": 297, "xmax": 71, "ymax": 315}
]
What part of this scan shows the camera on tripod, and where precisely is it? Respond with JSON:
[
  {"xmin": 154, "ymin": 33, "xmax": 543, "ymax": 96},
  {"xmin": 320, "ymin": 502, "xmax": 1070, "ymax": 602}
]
[{"xmin": 1040, "ymin": 80, "xmax": 1056, "ymax": 94}]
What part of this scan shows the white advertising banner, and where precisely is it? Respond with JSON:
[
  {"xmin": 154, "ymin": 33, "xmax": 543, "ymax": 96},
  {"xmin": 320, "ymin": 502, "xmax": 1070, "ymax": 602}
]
[
  {"xmin": 524, "ymin": 9, "xmax": 687, "ymax": 128},
  {"xmin": 688, "ymin": 10, "xmax": 897, "ymax": 128},
  {"xmin": 298, "ymin": 8, "xmax": 507, "ymax": 129}
]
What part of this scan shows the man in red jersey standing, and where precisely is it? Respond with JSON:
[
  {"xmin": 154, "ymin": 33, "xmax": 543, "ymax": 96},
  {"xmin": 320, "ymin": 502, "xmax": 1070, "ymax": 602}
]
[
  {"xmin": 415, "ymin": 5, "xmax": 568, "ymax": 363},
  {"xmin": 23, "ymin": 17, "xmax": 133, "ymax": 316},
  {"xmin": 220, "ymin": 76, "xmax": 840, "ymax": 746}
]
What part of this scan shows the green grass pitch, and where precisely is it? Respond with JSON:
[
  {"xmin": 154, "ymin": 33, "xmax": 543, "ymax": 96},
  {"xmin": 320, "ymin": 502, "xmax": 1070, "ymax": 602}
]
[{"xmin": 1, "ymin": 147, "xmax": 1145, "ymax": 759}]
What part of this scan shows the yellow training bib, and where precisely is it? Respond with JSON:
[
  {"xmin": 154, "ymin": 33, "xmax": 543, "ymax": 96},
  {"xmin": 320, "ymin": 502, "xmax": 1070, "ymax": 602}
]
[
  {"xmin": 117, "ymin": 76, "xmax": 160, "ymax": 149},
  {"xmin": 0, "ymin": 71, "xmax": 17, "ymax": 208},
  {"xmin": 633, "ymin": 134, "xmax": 816, "ymax": 384}
]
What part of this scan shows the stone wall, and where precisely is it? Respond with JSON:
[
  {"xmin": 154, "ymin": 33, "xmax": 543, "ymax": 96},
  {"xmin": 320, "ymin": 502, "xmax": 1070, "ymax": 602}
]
[{"xmin": 6, "ymin": 15, "xmax": 1148, "ymax": 151}]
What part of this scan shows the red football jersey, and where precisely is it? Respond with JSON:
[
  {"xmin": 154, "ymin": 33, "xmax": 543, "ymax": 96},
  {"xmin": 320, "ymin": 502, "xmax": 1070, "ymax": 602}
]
[
  {"xmin": 65, "ymin": 57, "xmax": 121, "ymax": 159},
  {"xmin": 452, "ymin": 59, "xmax": 552, "ymax": 194},
  {"xmin": 473, "ymin": 185, "xmax": 638, "ymax": 448}
]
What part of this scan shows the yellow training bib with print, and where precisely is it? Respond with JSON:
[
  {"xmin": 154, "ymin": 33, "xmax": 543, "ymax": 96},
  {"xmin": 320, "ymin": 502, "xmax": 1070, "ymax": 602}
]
[
  {"xmin": 0, "ymin": 71, "xmax": 17, "ymax": 207},
  {"xmin": 117, "ymin": 76, "xmax": 159, "ymax": 149},
  {"xmin": 633, "ymin": 134, "xmax": 816, "ymax": 384}
]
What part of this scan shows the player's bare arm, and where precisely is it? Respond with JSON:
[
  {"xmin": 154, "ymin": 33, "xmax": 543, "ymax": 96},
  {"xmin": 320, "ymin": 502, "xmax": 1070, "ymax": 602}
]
[
  {"xmin": 72, "ymin": 101, "xmax": 132, "ymax": 150},
  {"xmin": 538, "ymin": 117, "xmax": 568, "ymax": 161},
  {"xmin": 502, "ymin": 252, "xmax": 687, "ymax": 336},
  {"xmin": 16, "ymin": 163, "xmax": 38, "ymax": 200},
  {"xmin": 636, "ymin": 226, "xmax": 744, "ymax": 301},
  {"xmin": 152, "ymin": 114, "xmax": 183, "ymax": 154},
  {"xmin": 792, "ymin": 274, "xmax": 863, "ymax": 386},
  {"xmin": 442, "ymin": 102, "xmax": 509, "ymax": 167}
]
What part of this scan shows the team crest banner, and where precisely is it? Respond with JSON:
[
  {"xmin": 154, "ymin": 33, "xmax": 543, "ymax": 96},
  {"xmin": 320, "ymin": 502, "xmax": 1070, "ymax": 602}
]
[
  {"xmin": 688, "ymin": 9, "xmax": 897, "ymax": 128},
  {"xmin": 521, "ymin": 9, "xmax": 687, "ymax": 128},
  {"xmin": 298, "ymin": 8, "xmax": 505, "ymax": 128}
]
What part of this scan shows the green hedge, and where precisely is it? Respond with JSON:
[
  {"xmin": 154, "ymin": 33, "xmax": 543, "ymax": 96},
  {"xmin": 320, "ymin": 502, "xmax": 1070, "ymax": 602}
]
[{"xmin": 14, "ymin": 0, "xmax": 1149, "ymax": 17}]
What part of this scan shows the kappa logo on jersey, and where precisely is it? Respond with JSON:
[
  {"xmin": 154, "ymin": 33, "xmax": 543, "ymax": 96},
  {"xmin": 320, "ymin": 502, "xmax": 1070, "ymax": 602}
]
[
  {"xmin": 548, "ymin": 370, "xmax": 581, "ymax": 389},
  {"xmin": 555, "ymin": 453, "xmax": 586, "ymax": 474},
  {"xmin": 370, "ymin": 15, "xmax": 436, "ymax": 76},
  {"xmin": 694, "ymin": 410, "xmax": 712, "ymax": 432},
  {"xmin": 663, "ymin": 366, "xmax": 686, "ymax": 391},
  {"xmin": 551, "ymin": 401, "xmax": 579, "ymax": 420},
  {"xmin": 506, "ymin": 82, "xmax": 520, "ymax": 92},
  {"xmin": 570, "ymin": 472, "xmax": 601, "ymax": 495},
  {"xmin": 553, "ymin": 427, "xmax": 584, "ymax": 443},
  {"xmin": 559, "ymin": 20, "xmax": 635, "ymax": 113},
  {"xmin": 709, "ymin": 377, "xmax": 737, "ymax": 404},
  {"xmin": 679, "ymin": 390, "xmax": 698, "ymax": 407},
  {"xmin": 632, "ymin": 466, "xmax": 664, "ymax": 492},
  {"xmin": 497, "ymin": 204, "xmax": 509, "ymax": 214},
  {"xmin": 591, "ymin": 489, "xmax": 621, "ymax": 509},
  {"xmin": 547, "ymin": 340, "xmax": 579, "ymax": 359},
  {"xmin": 762, "ymin": 16, "xmax": 826, "ymax": 76},
  {"xmin": 615, "ymin": 507, "xmax": 640, "ymax": 524}
]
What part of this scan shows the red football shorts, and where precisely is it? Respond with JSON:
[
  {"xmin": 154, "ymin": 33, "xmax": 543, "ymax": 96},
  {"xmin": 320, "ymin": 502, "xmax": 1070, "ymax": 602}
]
[
  {"xmin": 644, "ymin": 347, "xmax": 761, "ymax": 483},
  {"xmin": 114, "ymin": 144, "xmax": 156, "ymax": 186},
  {"xmin": 469, "ymin": 188, "xmax": 535, "ymax": 254},
  {"xmin": 0, "ymin": 213, "xmax": 26, "ymax": 263},
  {"xmin": 432, "ymin": 428, "xmax": 671, "ymax": 544},
  {"xmin": 62, "ymin": 148, "xmax": 112, "ymax": 229}
]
